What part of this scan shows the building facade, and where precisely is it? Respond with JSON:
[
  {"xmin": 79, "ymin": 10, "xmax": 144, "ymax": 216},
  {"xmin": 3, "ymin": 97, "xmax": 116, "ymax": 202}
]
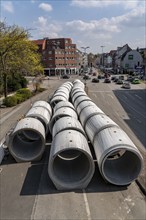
[{"xmin": 33, "ymin": 38, "xmax": 77, "ymax": 75}]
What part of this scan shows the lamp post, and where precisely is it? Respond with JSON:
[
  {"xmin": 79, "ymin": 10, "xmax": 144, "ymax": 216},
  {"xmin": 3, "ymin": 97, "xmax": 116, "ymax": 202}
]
[
  {"xmin": 100, "ymin": 45, "xmax": 105, "ymax": 67},
  {"xmin": 81, "ymin": 46, "xmax": 90, "ymax": 71}
]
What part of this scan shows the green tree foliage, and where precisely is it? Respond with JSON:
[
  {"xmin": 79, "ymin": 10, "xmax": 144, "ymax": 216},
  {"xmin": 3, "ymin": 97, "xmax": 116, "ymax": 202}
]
[{"xmin": 0, "ymin": 21, "xmax": 43, "ymax": 97}]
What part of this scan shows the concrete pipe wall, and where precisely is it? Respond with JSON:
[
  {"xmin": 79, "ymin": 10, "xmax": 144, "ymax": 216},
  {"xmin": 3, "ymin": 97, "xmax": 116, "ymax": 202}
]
[
  {"xmin": 25, "ymin": 106, "xmax": 51, "ymax": 134},
  {"xmin": 54, "ymin": 101, "xmax": 75, "ymax": 113},
  {"xmin": 49, "ymin": 107, "xmax": 78, "ymax": 134},
  {"xmin": 73, "ymin": 96, "xmax": 92, "ymax": 109},
  {"xmin": 32, "ymin": 101, "xmax": 52, "ymax": 116},
  {"xmin": 72, "ymin": 91, "xmax": 87, "ymax": 103},
  {"xmin": 93, "ymin": 126, "xmax": 143, "ymax": 186},
  {"xmin": 53, "ymin": 91, "xmax": 69, "ymax": 100},
  {"xmin": 52, "ymin": 116, "xmax": 86, "ymax": 138},
  {"xmin": 0, "ymin": 145, "xmax": 5, "ymax": 164},
  {"xmin": 85, "ymin": 114, "xmax": 118, "ymax": 143},
  {"xmin": 50, "ymin": 96, "xmax": 67, "ymax": 108},
  {"xmin": 79, "ymin": 105, "xmax": 104, "ymax": 128},
  {"xmin": 76, "ymin": 100, "xmax": 96, "ymax": 116},
  {"xmin": 71, "ymin": 88, "xmax": 85, "ymax": 99},
  {"xmin": 48, "ymin": 130, "xmax": 95, "ymax": 190},
  {"xmin": 72, "ymin": 80, "xmax": 85, "ymax": 89},
  {"xmin": 8, "ymin": 118, "xmax": 45, "ymax": 162}
]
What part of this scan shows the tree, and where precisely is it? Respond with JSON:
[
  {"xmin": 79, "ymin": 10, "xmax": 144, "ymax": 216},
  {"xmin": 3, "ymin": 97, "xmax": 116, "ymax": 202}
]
[{"xmin": 0, "ymin": 21, "xmax": 43, "ymax": 97}]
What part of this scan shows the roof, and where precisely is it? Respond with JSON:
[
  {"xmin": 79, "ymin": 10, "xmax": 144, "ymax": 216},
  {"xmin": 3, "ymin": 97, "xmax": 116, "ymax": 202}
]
[{"xmin": 33, "ymin": 39, "xmax": 46, "ymax": 50}]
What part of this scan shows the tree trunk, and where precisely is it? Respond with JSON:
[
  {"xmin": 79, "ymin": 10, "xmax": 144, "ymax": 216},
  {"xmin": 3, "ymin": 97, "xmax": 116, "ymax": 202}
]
[{"xmin": 3, "ymin": 72, "xmax": 7, "ymax": 98}]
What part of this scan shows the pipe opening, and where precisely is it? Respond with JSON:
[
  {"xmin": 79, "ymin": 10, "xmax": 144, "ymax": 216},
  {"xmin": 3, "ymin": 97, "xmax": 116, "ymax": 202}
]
[
  {"xmin": 11, "ymin": 130, "xmax": 43, "ymax": 160},
  {"xmin": 102, "ymin": 149, "xmax": 142, "ymax": 185},
  {"xmin": 53, "ymin": 150, "xmax": 91, "ymax": 183}
]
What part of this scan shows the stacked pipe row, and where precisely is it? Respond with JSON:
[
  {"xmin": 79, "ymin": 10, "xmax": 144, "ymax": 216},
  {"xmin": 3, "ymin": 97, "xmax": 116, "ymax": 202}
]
[
  {"xmin": 7, "ymin": 101, "xmax": 52, "ymax": 162},
  {"xmin": 48, "ymin": 99, "xmax": 95, "ymax": 190},
  {"xmin": 71, "ymin": 80, "xmax": 143, "ymax": 186},
  {"xmin": 50, "ymin": 81, "xmax": 73, "ymax": 108}
]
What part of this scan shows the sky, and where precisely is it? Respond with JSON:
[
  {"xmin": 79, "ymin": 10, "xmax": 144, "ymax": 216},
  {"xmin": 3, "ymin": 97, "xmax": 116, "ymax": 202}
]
[{"xmin": 0, "ymin": 0, "xmax": 145, "ymax": 54}]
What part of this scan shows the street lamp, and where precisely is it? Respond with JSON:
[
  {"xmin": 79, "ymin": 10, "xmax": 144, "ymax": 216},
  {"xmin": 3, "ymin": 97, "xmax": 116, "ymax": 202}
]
[
  {"xmin": 81, "ymin": 46, "xmax": 90, "ymax": 70},
  {"xmin": 100, "ymin": 45, "xmax": 105, "ymax": 67}
]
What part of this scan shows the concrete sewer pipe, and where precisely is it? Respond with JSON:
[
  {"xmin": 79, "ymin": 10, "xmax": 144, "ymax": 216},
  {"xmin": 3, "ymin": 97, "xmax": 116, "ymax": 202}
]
[
  {"xmin": 72, "ymin": 91, "xmax": 88, "ymax": 103},
  {"xmin": 50, "ymin": 95, "xmax": 67, "ymax": 108},
  {"xmin": 93, "ymin": 126, "xmax": 143, "ymax": 186},
  {"xmin": 78, "ymin": 105, "xmax": 104, "ymax": 129},
  {"xmin": 85, "ymin": 113, "xmax": 118, "ymax": 143},
  {"xmin": 71, "ymin": 88, "xmax": 86, "ymax": 99},
  {"xmin": 8, "ymin": 118, "xmax": 45, "ymax": 162},
  {"xmin": 25, "ymin": 106, "xmax": 51, "ymax": 135},
  {"xmin": 48, "ymin": 129, "xmax": 95, "ymax": 190},
  {"xmin": 32, "ymin": 101, "xmax": 52, "ymax": 116},
  {"xmin": 76, "ymin": 100, "xmax": 97, "ymax": 116},
  {"xmin": 73, "ymin": 95, "xmax": 92, "ymax": 109},
  {"xmin": 53, "ymin": 101, "xmax": 75, "ymax": 113},
  {"xmin": 52, "ymin": 116, "xmax": 86, "ymax": 138},
  {"xmin": 49, "ymin": 107, "xmax": 78, "ymax": 134}
]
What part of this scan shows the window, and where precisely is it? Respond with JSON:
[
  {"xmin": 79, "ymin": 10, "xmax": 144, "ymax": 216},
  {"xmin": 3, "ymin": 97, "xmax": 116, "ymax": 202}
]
[
  {"xmin": 128, "ymin": 55, "xmax": 133, "ymax": 60},
  {"xmin": 48, "ymin": 51, "xmax": 52, "ymax": 54}
]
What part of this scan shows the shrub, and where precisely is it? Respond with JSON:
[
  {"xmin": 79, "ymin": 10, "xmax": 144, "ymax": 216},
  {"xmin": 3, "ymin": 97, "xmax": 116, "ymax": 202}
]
[
  {"xmin": 3, "ymin": 96, "xmax": 17, "ymax": 107},
  {"xmin": 16, "ymin": 88, "xmax": 32, "ymax": 100},
  {"xmin": 14, "ymin": 94, "xmax": 24, "ymax": 104}
]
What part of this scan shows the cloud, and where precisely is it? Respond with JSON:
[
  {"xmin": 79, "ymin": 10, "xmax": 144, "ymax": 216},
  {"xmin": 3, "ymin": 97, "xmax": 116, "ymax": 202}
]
[
  {"xmin": 39, "ymin": 3, "xmax": 53, "ymax": 12},
  {"xmin": 34, "ymin": 16, "xmax": 62, "ymax": 38},
  {"xmin": 2, "ymin": 1, "xmax": 14, "ymax": 13},
  {"xmin": 70, "ymin": 0, "xmax": 143, "ymax": 10}
]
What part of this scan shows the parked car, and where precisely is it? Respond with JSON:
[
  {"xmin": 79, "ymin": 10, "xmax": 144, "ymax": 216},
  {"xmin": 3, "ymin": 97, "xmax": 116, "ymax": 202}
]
[
  {"xmin": 113, "ymin": 77, "xmax": 119, "ymax": 82},
  {"xmin": 119, "ymin": 75, "xmax": 124, "ymax": 80},
  {"xmin": 127, "ymin": 76, "xmax": 134, "ymax": 82},
  {"xmin": 83, "ymin": 75, "xmax": 91, "ymax": 80},
  {"xmin": 116, "ymin": 79, "xmax": 123, "ymax": 85},
  {"xmin": 62, "ymin": 74, "xmax": 70, "ymax": 79},
  {"xmin": 122, "ymin": 82, "xmax": 131, "ymax": 89},
  {"xmin": 131, "ymin": 78, "xmax": 140, "ymax": 84},
  {"xmin": 92, "ymin": 78, "xmax": 99, "ymax": 83},
  {"xmin": 104, "ymin": 78, "xmax": 111, "ymax": 83}
]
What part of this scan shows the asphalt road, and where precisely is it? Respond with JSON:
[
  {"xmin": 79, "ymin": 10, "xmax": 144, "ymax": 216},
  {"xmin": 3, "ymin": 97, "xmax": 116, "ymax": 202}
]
[{"xmin": 0, "ymin": 75, "xmax": 146, "ymax": 220}]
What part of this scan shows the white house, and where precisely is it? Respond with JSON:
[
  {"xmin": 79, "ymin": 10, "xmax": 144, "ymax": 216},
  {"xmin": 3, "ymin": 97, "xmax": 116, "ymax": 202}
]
[{"xmin": 121, "ymin": 50, "xmax": 143, "ymax": 70}]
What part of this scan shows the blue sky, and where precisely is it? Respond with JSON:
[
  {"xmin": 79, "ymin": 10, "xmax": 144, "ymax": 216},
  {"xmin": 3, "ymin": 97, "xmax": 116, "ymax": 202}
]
[{"xmin": 0, "ymin": 0, "xmax": 145, "ymax": 53}]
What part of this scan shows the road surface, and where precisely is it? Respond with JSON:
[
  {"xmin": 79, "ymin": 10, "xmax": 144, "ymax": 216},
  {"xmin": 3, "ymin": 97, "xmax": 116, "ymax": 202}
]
[{"xmin": 0, "ymin": 75, "xmax": 145, "ymax": 220}]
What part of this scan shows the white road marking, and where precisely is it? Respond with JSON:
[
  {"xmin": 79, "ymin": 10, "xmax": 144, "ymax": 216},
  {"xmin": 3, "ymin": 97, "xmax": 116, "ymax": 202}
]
[
  {"xmin": 135, "ymin": 94, "xmax": 142, "ymax": 100},
  {"xmin": 136, "ymin": 118, "xmax": 142, "ymax": 123},
  {"xmin": 82, "ymin": 189, "xmax": 91, "ymax": 220},
  {"xmin": 108, "ymin": 94, "xmax": 114, "ymax": 99}
]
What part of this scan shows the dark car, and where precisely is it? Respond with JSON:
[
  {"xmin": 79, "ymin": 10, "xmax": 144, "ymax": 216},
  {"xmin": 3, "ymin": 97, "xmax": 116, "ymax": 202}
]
[
  {"xmin": 113, "ymin": 77, "xmax": 119, "ymax": 82},
  {"xmin": 119, "ymin": 75, "xmax": 124, "ymax": 80},
  {"xmin": 116, "ymin": 79, "xmax": 123, "ymax": 85},
  {"xmin": 92, "ymin": 78, "xmax": 99, "ymax": 83},
  {"xmin": 127, "ymin": 76, "xmax": 134, "ymax": 82},
  {"xmin": 62, "ymin": 74, "xmax": 70, "ymax": 79},
  {"xmin": 83, "ymin": 75, "xmax": 91, "ymax": 80},
  {"xmin": 104, "ymin": 78, "xmax": 111, "ymax": 83}
]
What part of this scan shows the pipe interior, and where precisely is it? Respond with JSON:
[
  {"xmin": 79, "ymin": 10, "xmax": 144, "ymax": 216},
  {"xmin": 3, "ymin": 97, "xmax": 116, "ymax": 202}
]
[
  {"xmin": 58, "ymin": 149, "xmax": 81, "ymax": 160},
  {"xmin": 11, "ymin": 130, "xmax": 43, "ymax": 160},
  {"xmin": 102, "ymin": 149, "xmax": 142, "ymax": 185},
  {"xmin": 53, "ymin": 150, "xmax": 91, "ymax": 183}
]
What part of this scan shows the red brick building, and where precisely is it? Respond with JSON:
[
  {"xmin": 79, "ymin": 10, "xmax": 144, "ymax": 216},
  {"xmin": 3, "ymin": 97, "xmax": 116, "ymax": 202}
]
[{"xmin": 33, "ymin": 38, "xmax": 77, "ymax": 75}]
